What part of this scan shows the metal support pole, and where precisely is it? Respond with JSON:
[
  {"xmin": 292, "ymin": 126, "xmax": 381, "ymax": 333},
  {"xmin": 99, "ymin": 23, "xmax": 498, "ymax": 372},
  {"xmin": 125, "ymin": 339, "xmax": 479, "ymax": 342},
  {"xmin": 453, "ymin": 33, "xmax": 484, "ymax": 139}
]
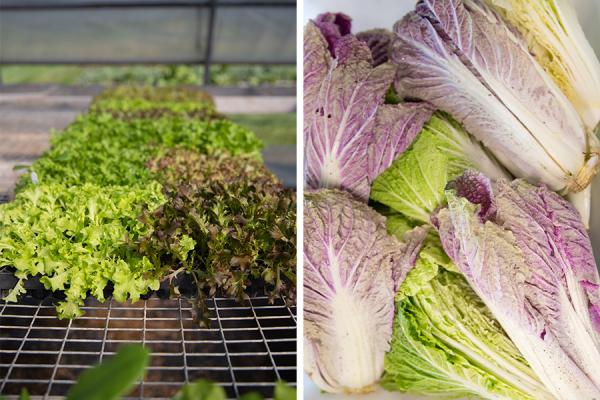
[{"xmin": 203, "ymin": 0, "xmax": 217, "ymax": 86}]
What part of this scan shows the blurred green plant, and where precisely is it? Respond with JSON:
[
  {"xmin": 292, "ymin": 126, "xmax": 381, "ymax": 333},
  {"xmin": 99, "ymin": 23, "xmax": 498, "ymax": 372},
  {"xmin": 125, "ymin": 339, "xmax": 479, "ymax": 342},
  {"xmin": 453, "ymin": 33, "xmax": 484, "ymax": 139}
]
[
  {"xmin": 92, "ymin": 85, "xmax": 215, "ymax": 105},
  {"xmin": 90, "ymin": 85, "xmax": 219, "ymax": 133},
  {"xmin": 0, "ymin": 344, "xmax": 296, "ymax": 400},
  {"xmin": 80, "ymin": 65, "xmax": 198, "ymax": 86},
  {"xmin": 173, "ymin": 380, "xmax": 298, "ymax": 400},
  {"xmin": 228, "ymin": 113, "xmax": 296, "ymax": 145},
  {"xmin": 210, "ymin": 65, "xmax": 296, "ymax": 87},
  {"xmin": 171, "ymin": 380, "xmax": 227, "ymax": 400},
  {"xmin": 1, "ymin": 65, "xmax": 295, "ymax": 87},
  {"xmin": 66, "ymin": 344, "xmax": 150, "ymax": 400},
  {"xmin": 90, "ymin": 97, "xmax": 218, "ymax": 120}
]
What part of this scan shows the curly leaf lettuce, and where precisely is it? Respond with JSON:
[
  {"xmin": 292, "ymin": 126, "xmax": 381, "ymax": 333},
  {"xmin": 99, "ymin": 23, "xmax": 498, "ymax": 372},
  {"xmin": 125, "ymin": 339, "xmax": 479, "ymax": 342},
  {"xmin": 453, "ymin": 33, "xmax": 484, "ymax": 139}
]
[
  {"xmin": 139, "ymin": 149, "xmax": 296, "ymax": 325},
  {"xmin": 303, "ymin": 189, "xmax": 426, "ymax": 393},
  {"xmin": 17, "ymin": 114, "xmax": 262, "ymax": 190},
  {"xmin": 392, "ymin": 0, "xmax": 599, "ymax": 196},
  {"xmin": 0, "ymin": 183, "xmax": 165, "ymax": 318},
  {"xmin": 304, "ymin": 16, "xmax": 432, "ymax": 200},
  {"xmin": 435, "ymin": 171, "xmax": 600, "ymax": 399},
  {"xmin": 371, "ymin": 113, "xmax": 508, "ymax": 223}
]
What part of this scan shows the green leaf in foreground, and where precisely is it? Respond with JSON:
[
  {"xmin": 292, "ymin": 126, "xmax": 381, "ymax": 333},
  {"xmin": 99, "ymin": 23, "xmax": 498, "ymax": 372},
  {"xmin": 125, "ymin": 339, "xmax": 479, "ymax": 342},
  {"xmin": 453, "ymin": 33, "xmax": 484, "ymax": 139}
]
[
  {"xmin": 171, "ymin": 379, "xmax": 226, "ymax": 400},
  {"xmin": 370, "ymin": 113, "xmax": 507, "ymax": 223},
  {"xmin": 273, "ymin": 381, "xmax": 297, "ymax": 400},
  {"xmin": 239, "ymin": 393, "xmax": 263, "ymax": 400},
  {"xmin": 382, "ymin": 234, "xmax": 549, "ymax": 399},
  {"xmin": 172, "ymin": 380, "xmax": 296, "ymax": 400},
  {"xmin": 66, "ymin": 344, "xmax": 149, "ymax": 400}
]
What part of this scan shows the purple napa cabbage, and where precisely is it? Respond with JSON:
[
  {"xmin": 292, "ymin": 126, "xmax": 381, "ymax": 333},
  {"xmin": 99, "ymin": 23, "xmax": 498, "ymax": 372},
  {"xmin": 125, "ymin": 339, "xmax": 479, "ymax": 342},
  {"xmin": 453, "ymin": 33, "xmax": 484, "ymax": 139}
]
[
  {"xmin": 391, "ymin": 0, "xmax": 599, "ymax": 197},
  {"xmin": 434, "ymin": 171, "xmax": 600, "ymax": 399},
  {"xmin": 304, "ymin": 14, "xmax": 432, "ymax": 201},
  {"xmin": 356, "ymin": 29, "xmax": 394, "ymax": 67},
  {"xmin": 315, "ymin": 12, "xmax": 393, "ymax": 66},
  {"xmin": 304, "ymin": 189, "xmax": 426, "ymax": 393},
  {"xmin": 366, "ymin": 103, "xmax": 433, "ymax": 184},
  {"xmin": 314, "ymin": 12, "xmax": 352, "ymax": 56}
]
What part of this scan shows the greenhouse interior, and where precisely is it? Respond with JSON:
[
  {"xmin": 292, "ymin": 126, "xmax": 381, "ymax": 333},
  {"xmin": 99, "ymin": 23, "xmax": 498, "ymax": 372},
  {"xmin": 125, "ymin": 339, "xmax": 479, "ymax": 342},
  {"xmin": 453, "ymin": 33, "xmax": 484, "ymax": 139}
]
[{"xmin": 0, "ymin": 1, "xmax": 297, "ymax": 399}]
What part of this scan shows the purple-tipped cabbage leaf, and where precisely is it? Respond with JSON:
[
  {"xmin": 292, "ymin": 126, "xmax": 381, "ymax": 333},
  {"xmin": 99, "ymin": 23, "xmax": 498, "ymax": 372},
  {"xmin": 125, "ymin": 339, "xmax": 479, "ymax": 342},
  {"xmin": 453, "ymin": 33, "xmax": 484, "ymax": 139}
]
[
  {"xmin": 435, "ymin": 171, "xmax": 600, "ymax": 399},
  {"xmin": 392, "ymin": 0, "xmax": 599, "ymax": 197},
  {"xmin": 304, "ymin": 14, "xmax": 432, "ymax": 200},
  {"xmin": 303, "ymin": 189, "xmax": 426, "ymax": 393}
]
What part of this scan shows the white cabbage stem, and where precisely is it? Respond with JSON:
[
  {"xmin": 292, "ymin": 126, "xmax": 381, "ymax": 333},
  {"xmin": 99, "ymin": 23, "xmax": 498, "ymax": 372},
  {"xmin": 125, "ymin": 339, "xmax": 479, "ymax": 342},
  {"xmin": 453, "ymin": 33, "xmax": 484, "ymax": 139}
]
[
  {"xmin": 488, "ymin": 0, "xmax": 600, "ymax": 131},
  {"xmin": 567, "ymin": 187, "xmax": 591, "ymax": 228}
]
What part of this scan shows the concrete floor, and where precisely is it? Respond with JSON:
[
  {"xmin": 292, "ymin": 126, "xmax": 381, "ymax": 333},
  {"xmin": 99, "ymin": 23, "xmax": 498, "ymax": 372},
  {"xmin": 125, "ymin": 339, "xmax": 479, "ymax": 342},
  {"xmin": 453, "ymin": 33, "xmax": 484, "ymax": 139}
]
[{"xmin": 0, "ymin": 88, "xmax": 296, "ymax": 196}]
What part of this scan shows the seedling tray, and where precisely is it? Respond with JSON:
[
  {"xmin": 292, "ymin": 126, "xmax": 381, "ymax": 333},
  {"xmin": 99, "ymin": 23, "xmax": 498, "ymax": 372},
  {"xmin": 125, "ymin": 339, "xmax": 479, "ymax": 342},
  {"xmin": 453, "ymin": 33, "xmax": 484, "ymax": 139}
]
[
  {"xmin": 0, "ymin": 189, "xmax": 297, "ymax": 400},
  {"xmin": 0, "ymin": 294, "xmax": 296, "ymax": 399}
]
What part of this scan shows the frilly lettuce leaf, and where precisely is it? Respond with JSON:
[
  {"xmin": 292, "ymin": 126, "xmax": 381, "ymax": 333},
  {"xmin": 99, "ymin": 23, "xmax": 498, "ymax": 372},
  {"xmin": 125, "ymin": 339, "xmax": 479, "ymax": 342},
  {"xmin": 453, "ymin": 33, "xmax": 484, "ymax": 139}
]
[
  {"xmin": 0, "ymin": 183, "xmax": 165, "ymax": 319},
  {"xmin": 16, "ymin": 114, "xmax": 262, "ymax": 191}
]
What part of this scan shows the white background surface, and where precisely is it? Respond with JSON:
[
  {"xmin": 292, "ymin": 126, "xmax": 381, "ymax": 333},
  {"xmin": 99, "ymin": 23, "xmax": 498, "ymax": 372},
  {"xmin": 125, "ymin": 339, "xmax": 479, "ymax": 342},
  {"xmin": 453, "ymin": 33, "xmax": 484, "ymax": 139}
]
[
  {"xmin": 302, "ymin": 0, "xmax": 600, "ymax": 399},
  {"xmin": 303, "ymin": 0, "xmax": 414, "ymax": 32},
  {"xmin": 303, "ymin": 0, "xmax": 600, "ymax": 45}
]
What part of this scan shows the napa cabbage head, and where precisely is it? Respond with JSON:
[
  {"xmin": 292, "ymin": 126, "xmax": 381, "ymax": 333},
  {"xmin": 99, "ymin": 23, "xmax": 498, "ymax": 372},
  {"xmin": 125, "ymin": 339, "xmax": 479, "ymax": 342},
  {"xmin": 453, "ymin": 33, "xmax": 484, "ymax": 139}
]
[
  {"xmin": 486, "ymin": 0, "xmax": 600, "ymax": 131},
  {"xmin": 392, "ymin": 0, "xmax": 599, "ymax": 200},
  {"xmin": 304, "ymin": 190, "xmax": 426, "ymax": 394},
  {"xmin": 304, "ymin": 14, "xmax": 432, "ymax": 201},
  {"xmin": 435, "ymin": 171, "xmax": 600, "ymax": 399},
  {"xmin": 383, "ymin": 218, "xmax": 553, "ymax": 400}
]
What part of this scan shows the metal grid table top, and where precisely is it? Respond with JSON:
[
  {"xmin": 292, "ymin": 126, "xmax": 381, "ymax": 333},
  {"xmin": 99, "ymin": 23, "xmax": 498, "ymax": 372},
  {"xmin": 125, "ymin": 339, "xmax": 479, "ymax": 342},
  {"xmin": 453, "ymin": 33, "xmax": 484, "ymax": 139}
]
[{"xmin": 0, "ymin": 295, "xmax": 297, "ymax": 399}]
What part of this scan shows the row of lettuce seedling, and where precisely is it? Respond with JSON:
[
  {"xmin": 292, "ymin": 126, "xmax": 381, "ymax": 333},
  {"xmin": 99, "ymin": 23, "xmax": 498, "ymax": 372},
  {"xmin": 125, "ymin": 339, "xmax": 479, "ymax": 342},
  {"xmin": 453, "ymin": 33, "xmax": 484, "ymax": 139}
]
[{"xmin": 0, "ymin": 86, "xmax": 296, "ymax": 323}]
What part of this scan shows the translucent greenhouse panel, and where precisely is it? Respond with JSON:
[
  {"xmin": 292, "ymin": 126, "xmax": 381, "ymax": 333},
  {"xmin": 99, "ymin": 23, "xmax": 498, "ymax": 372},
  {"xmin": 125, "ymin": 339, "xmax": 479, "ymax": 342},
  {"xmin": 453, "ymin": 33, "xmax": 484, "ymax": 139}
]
[
  {"xmin": 211, "ymin": 7, "xmax": 296, "ymax": 64},
  {"xmin": 0, "ymin": 1, "xmax": 296, "ymax": 65},
  {"xmin": 3, "ymin": 0, "xmax": 211, "ymax": 5},
  {"xmin": 217, "ymin": 0, "xmax": 291, "ymax": 3},
  {"xmin": 0, "ymin": 8, "xmax": 211, "ymax": 63}
]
